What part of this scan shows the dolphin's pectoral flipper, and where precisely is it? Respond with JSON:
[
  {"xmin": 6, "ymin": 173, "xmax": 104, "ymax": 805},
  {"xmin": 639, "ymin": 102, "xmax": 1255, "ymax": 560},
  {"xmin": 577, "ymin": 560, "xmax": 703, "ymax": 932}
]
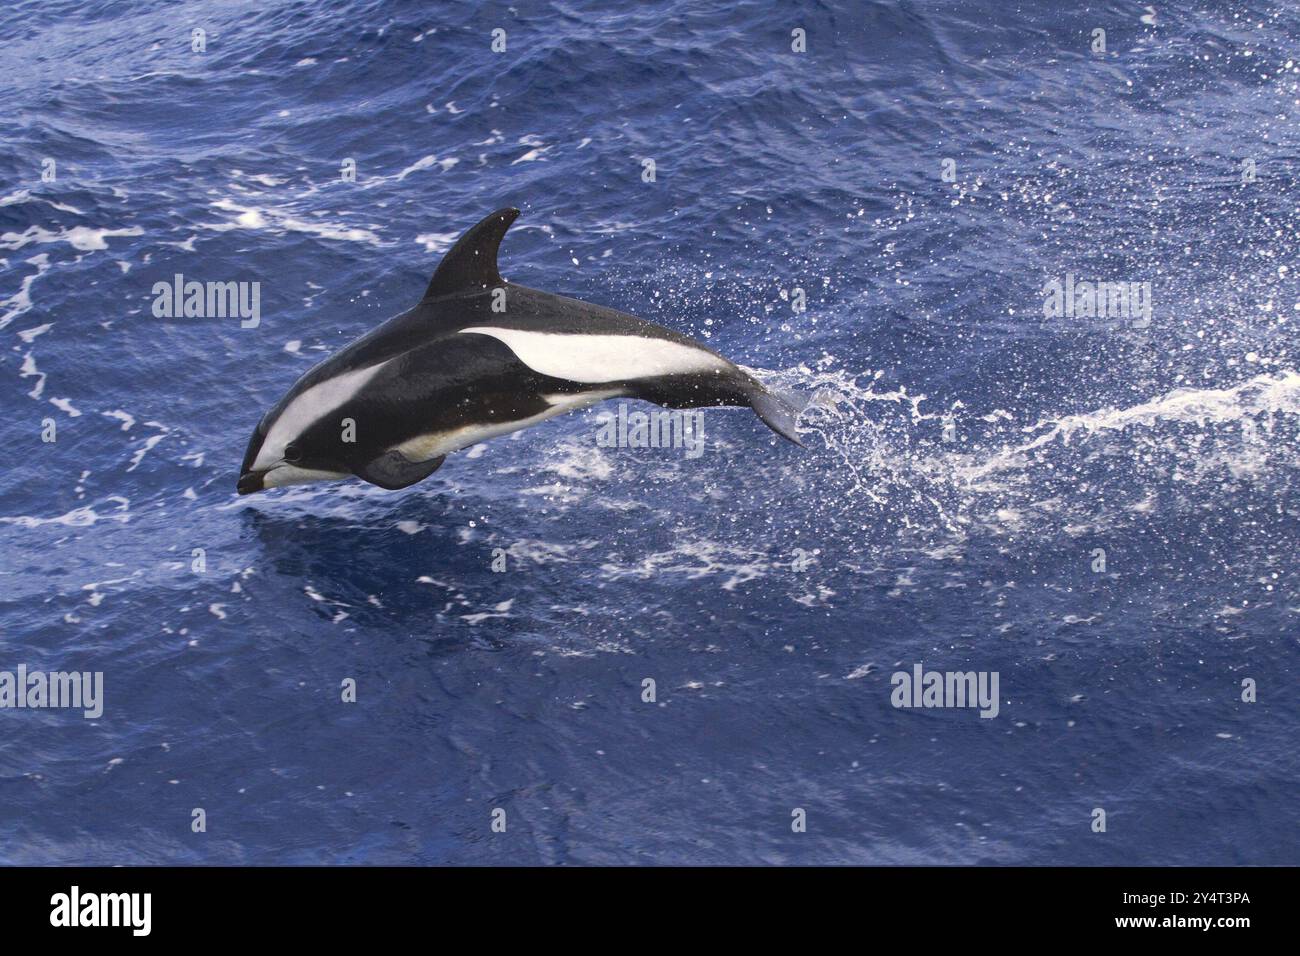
[{"xmin": 354, "ymin": 450, "xmax": 446, "ymax": 490}]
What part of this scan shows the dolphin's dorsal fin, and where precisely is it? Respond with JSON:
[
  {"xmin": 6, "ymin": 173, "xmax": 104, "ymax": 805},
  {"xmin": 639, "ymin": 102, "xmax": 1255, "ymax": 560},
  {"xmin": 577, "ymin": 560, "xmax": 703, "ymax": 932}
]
[{"xmin": 422, "ymin": 207, "xmax": 520, "ymax": 301}]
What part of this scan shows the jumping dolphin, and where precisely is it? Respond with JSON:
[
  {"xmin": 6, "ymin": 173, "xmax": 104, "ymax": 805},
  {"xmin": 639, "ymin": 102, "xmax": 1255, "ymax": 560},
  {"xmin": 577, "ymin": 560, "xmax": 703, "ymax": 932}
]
[{"xmin": 237, "ymin": 207, "xmax": 806, "ymax": 495}]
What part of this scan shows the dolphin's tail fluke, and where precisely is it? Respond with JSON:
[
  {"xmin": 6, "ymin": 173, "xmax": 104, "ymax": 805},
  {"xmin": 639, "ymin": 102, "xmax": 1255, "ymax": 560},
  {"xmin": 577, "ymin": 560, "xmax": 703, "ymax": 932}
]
[{"xmin": 748, "ymin": 384, "xmax": 810, "ymax": 447}]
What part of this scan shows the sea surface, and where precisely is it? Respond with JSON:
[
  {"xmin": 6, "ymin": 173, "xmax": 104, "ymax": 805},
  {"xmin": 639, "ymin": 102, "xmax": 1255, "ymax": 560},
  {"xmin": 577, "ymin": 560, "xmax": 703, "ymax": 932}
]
[{"xmin": 1, "ymin": 0, "xmax": 1297, "ymax": 864}]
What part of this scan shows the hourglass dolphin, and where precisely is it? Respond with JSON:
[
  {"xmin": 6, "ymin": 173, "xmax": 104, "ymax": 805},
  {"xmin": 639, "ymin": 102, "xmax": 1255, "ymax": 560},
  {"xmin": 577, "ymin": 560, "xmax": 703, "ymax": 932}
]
[{"xmin": 237, "ymin": 207, "xmax": 806, "ymax": 494}]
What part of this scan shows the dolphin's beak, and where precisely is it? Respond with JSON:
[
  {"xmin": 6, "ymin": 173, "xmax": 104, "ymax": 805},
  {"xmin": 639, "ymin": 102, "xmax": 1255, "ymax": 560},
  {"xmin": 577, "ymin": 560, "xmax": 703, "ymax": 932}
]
[
  {"xmin": 237, "ymin": 470, "xmax": 266, "ymax": 495},
  {"xmin": 239, "ymin": 423, "xmax": 270, "ymax": 495}
]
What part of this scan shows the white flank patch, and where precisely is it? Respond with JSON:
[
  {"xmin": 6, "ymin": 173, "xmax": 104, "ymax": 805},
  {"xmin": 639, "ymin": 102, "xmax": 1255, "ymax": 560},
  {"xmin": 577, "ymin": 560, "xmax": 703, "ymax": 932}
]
[
  {"xmin": 262, "ymin": 464, "xmax": 350, "ymax": 489},
  {"xmin": 459, "ymin": 327, "xmax": 723, "ymax": 384},
  {"xmin": 253, "ymin": 361, "xmax": 391, "ymax": 470},
  {"xmin": 394, "ymin": 389, "xmax": 623, "ymax": 462}
]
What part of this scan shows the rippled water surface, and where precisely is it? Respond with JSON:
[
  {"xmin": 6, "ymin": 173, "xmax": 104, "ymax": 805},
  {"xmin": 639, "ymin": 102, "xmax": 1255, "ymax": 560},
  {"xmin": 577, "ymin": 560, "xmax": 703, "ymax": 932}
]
[{"xmin": 1, "ymin": 0, "xmax": 1297, "ymax": 864}]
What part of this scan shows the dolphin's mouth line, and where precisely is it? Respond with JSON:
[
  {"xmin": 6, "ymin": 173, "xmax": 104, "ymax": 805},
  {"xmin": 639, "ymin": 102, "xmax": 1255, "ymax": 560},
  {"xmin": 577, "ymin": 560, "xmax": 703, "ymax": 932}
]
[
  {"xmin": 236, "ymin": 458, "xmax": 295, "ymax": 495},
  {"xmin": 236, "ymin": 468, "xmax": 267, "ymax": 495}
]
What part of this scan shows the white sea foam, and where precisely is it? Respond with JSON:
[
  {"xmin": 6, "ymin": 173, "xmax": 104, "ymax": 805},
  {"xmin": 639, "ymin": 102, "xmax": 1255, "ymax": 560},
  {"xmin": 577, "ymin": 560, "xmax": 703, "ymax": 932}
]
[
  {"xmin": 1, "ymin": 254, "xmax": 51, "ymax": 329},
  {"xmin": 17, "ymin": 323, "xmax": 51, "ymax": 342},
  {"xmin": 461, "ymin": 599, "xmax": 514, "ymax": 625},
  {"xmin": 205, "ymin": 199, "xmax": 381, "ymax": 244},
  {"xmin": 797, "ymin": 364, "xmax": 1300, "ymax": 544},
  {"xmin": 0, "ymin": 224, "xmax": 142, "ymax": 252},
  {"xmin": 19, "ymin": 351, "xmax": 45, "ymax": 398},
  {"xmin": 126, "ymin": 424, "xmax": 170, "ymax": 471},
  {"xmin": 960, "ymin": 370, "xmax": 1300, "ymax": 481},
  {"xmin": 396, "ymin": 154, "xmax": 459, "ymax": 180},
  {"xmin": 102, "ymin": 410, "xmax": 136, "ymax": 431},
  {"xmin": 49, "ymin": 397, "xmax": 81, "ymax": 417},
  {"xmin": 0, "ymin": 499, "xmax": 131, "ymax": 528},
  {"xmin": 599, "ymin": 539, "xmax": 772, "ymax": 591}
]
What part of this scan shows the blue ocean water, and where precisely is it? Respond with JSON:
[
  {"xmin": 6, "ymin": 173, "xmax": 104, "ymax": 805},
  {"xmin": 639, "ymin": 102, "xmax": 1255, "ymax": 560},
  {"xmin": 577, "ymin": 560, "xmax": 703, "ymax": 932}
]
[{"xmin": 1, "ymin": 0, "xmax": 1297, "ymax": 865}]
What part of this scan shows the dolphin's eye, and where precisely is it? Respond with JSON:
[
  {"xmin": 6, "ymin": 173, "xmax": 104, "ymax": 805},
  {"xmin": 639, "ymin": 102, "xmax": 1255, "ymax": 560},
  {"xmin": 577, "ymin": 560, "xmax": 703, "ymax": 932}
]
[{"xmin": 284, "ymin": 442, "xmax": 303, "ymax": 462}]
